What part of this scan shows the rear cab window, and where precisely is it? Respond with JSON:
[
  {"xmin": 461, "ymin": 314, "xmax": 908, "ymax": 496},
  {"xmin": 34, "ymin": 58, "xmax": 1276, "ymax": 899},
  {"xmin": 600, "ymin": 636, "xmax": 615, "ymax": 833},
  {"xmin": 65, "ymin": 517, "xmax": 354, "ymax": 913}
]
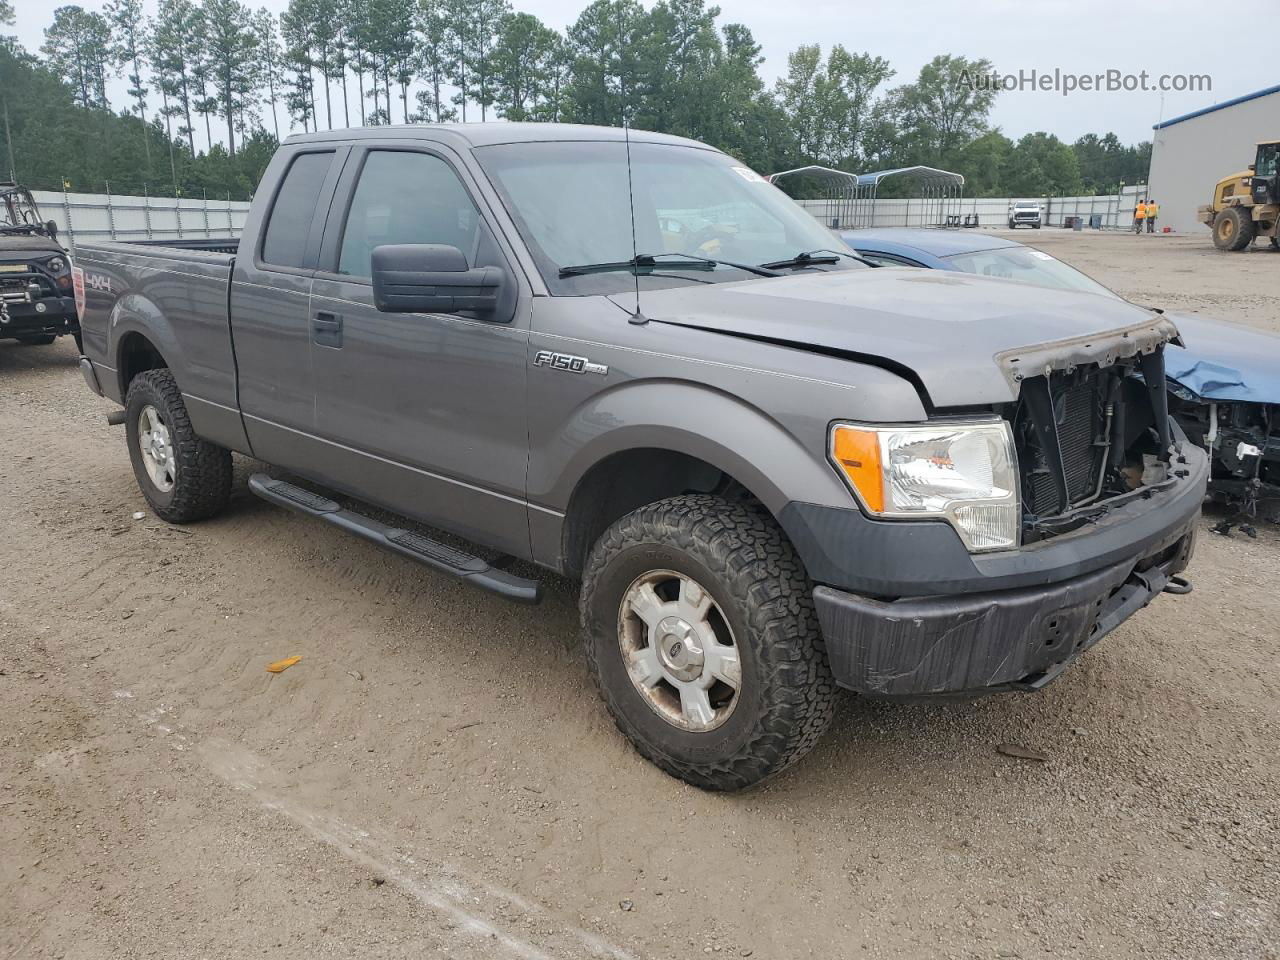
[{"xmin": 261, "ymin": 151, "xmax": 335, "ymax": 269}]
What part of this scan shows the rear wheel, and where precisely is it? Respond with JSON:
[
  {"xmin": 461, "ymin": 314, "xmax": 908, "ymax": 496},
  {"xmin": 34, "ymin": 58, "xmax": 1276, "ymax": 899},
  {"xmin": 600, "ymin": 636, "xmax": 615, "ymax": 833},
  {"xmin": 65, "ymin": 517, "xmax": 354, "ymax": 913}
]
[
  {"xmin": 1213, "ymin": 206, "xmax": 1255, "ymax": 251},
  {"xmin": 124, "ymin": 368, "xmax": 232, "ymax": 523},
  {"xmin": 580, "ymin": 495, "xmax": 837, "ymax": 791}
]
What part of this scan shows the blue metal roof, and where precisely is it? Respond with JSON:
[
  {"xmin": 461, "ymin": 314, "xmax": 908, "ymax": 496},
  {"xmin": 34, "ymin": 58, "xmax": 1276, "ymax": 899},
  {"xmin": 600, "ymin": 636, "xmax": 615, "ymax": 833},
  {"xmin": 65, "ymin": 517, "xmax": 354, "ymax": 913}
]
[{"xmin": 1153, "ymin": 84, "xmax": 1280, "ymax": 130}]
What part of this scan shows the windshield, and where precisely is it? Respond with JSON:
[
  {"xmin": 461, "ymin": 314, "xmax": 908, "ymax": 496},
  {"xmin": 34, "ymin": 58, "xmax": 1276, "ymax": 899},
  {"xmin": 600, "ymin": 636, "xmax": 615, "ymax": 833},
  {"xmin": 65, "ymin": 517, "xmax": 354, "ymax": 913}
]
[
  {"xmin": 1257, "ymin": 144, "xmax": 1279, "ymax": 178},
  {"xmin": 474, "ymin": 140, "xmax": 864, "ymax": 295},
  {"xmin": 1, "ymin": 187, "xmax": 45, "ymax": 233},
  {"xmin": 943, "ymin": 246, "xmax": 1119, "ymax": 299}
]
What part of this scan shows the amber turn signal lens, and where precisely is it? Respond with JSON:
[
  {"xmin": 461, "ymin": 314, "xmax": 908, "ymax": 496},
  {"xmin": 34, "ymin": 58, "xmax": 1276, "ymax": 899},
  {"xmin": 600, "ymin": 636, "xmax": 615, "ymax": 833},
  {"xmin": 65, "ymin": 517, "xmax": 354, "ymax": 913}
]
[{"xmin": 831, "ymin": 426, "xmax": 883, "ymax": 513}]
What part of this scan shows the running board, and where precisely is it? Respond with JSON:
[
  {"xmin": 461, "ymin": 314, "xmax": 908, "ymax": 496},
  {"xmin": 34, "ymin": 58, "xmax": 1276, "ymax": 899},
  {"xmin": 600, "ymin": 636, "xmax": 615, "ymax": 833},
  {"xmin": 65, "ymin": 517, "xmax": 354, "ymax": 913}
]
[{"xmin": 248, "ymin": 473, "xmax": 541, "ymax": 604}]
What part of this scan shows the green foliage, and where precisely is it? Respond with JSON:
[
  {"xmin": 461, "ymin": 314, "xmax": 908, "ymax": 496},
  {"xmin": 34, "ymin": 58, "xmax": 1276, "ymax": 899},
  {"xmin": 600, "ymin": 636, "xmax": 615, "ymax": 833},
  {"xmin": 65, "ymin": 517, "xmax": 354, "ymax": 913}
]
[
  {"xmin": 1001, "ymin": 132, "xmax": 1082, "ymax": 196},
  {"xmin": 490, "ymin": 13, "xmax": 564, "ymax": 121},
  {"xmin": 5, "ymin": 1, "xmax": 1152, "ymax": 202},
  {"xmin": 775, "ymin": 44, "xmax": 893, "ymax": 169},
  {"xmin": 1073, "ymin": 132, "xmax": 1151, "ymax": 193},
  {"xmin": 42, "ymin": 5, "xmax": 113, "ymax": 110},
  {"xmin": 0, "ymin": 43, "xmax": 273, "ymax": 198}
]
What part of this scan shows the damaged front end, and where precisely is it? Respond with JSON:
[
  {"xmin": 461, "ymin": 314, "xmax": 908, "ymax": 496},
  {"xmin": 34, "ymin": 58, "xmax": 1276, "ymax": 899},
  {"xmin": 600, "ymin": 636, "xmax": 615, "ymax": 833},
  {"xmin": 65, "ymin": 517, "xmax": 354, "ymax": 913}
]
[
  {"xmin": 809, "ymin": 317, "xmax": 1208, "ymax": 700},
  {"xmin": 997, "ymin": 316, "xmax": 1190, "ymax": 543}
]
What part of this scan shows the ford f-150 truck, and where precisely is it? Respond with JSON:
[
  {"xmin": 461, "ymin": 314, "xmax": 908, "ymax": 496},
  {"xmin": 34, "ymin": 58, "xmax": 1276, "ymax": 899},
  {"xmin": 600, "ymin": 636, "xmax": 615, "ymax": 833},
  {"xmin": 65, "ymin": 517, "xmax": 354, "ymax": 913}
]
[{"xmin": 74, "ymin": 124, "xmax": 1206, "ymax": 790}]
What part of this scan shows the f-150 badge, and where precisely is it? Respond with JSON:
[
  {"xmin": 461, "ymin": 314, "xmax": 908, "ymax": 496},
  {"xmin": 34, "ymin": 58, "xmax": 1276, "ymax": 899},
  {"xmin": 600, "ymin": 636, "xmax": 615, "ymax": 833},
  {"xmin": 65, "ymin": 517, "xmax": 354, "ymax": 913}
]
[{"xmin": 534, "ymin": 350, "xmax": 608, "ymax": 376}]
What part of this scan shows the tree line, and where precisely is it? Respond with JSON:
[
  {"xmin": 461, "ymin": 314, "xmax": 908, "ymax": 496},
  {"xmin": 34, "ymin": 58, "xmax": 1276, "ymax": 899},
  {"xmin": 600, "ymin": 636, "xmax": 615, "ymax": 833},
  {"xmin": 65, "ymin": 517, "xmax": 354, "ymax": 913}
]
[{"xmin": 1, "ymin": 0, "xmax": 1152, "ymax": 201}]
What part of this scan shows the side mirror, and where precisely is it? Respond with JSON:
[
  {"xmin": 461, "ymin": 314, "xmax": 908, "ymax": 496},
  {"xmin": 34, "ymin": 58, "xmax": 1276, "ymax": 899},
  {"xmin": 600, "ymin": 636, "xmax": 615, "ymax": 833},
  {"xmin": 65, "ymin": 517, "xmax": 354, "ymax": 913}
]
[
  {"xmin": 45, "ymin": 220, "xmax": 58, "ymax": 240},
  {"xmin": 370, "ymin": 243, "xmax": 504, "ymax": 316}
]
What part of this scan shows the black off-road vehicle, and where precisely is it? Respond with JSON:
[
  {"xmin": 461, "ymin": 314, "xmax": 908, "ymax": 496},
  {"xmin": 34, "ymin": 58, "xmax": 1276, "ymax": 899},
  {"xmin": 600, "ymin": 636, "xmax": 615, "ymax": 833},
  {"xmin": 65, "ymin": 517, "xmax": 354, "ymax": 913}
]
[{"xmin": 0, "ymin": 182, "xmax": 78, "ymax": 347}]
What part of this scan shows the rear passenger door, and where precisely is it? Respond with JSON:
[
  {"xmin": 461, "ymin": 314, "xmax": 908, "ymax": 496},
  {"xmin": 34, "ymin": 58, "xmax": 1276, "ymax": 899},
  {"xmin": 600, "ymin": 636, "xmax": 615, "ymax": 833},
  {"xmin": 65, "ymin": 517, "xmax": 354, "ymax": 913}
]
[
  {"xmin": 307, "ymin": 143, "xmax": 532, "ymax": 559},
  {"xmin": 230, "ymin": 145, "xmax": 347, "ymax": 466}
]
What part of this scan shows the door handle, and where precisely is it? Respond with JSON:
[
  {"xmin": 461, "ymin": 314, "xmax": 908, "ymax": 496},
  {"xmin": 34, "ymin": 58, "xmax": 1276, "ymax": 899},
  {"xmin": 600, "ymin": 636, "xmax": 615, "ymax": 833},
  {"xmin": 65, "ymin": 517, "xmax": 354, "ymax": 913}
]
[{"xmin": 311, "ymin": 311, "xmax": 343, "ymax": 348}]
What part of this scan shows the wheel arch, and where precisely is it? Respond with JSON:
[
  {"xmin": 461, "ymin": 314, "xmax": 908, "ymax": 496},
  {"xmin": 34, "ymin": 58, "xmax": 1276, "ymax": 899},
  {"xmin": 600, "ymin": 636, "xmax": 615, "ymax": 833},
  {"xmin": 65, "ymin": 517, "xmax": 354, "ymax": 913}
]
[
  {"xmin": 116, "ymin": 330, "xmax": 169, "ymax": 398},
  {"xmin": 542, "ymin": 383, "xmax": 856, "ymax": 579},
  {"xmin": 559, "ymin": 447, "xmax": 776, "ymax": 580},
  {"xmin": 110, "ymin": 293, "xmax": 185, "ymax": 401}
]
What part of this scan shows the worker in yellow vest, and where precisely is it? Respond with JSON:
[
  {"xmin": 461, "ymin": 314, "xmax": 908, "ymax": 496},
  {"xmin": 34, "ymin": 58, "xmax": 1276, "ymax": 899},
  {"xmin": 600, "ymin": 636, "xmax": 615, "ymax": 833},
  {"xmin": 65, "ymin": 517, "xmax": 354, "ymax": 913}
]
[
  {"xmin": 1146, "ymin": 199, "xmax": 1159, "ymax": 233},
  {"xmin": 1134, "ymin": 199, "xmax": 1147, "ymax": 234}
]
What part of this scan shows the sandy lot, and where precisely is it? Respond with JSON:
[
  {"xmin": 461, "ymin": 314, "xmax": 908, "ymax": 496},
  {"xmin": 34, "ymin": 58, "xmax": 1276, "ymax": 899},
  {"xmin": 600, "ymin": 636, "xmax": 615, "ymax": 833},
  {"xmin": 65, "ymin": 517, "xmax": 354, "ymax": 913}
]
[{"xmin": 1, "ymin": 231, "xmax": 1277, "ymax": 960}]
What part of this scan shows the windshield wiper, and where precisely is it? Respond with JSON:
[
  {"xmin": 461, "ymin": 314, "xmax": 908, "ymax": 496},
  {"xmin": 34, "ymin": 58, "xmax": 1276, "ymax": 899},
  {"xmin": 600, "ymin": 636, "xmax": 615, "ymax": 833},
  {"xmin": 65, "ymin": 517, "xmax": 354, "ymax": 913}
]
[
  {"xmin": 558, "ymin": 252, "xmax": 782, "ymax": 279},
  {"xmin": 760, "ymin": 248, "xmax": 873, "ymax": 270},
  {"xmin": 559, "ymin": 254, "xmax": 715, "ymax": 278},
  {"xmin": 663, "ymin": 251, "xmax": 782, "ymax": 278}
]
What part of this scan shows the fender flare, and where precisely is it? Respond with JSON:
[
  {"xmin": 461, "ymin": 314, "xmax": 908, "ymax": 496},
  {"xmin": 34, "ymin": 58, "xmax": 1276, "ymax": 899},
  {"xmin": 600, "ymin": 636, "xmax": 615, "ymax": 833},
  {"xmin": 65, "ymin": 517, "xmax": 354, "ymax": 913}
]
[
  {"xmin": 537, "ymin": 379, "xmax": 854, "ymax": 519},
  {"xmin": 108, "ymin": 292, "xmax": 186, "ymax": 396}
]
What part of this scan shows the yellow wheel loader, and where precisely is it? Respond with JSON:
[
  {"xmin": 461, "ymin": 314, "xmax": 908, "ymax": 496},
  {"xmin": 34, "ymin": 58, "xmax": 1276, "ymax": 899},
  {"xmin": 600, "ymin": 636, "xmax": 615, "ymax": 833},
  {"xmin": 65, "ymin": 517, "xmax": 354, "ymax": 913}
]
[{"xmin": 1199, "ymin": 140, "xmax": 1280, "ymax": 251}]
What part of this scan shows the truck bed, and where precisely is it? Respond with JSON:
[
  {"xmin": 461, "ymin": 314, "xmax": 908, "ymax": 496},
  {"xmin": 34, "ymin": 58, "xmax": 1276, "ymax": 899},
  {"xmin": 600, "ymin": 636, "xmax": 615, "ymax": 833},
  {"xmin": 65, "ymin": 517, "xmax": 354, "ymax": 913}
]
[
  {"xmin": 119, "ymin": 237, "xmax": 240, "ymax": 256},
  {"xmin": 74, "ymin": 237, "xmax": 241, "ymax": 438}
]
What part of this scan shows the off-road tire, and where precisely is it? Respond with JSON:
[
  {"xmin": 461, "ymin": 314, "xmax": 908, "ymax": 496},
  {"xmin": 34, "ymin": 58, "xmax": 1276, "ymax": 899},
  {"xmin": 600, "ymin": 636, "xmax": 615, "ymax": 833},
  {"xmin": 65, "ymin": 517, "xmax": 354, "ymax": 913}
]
[
  {"xmin": 1213, "ymin": 206, "xmax": 1254, "ymax": 251},
  {"xmin": 124, "ymin": 368, "xmax": 232, "ymax": 523},
  {"xmin": 580, "ymin": 495, "xmax": 837, "ymax": 791},
  {"xmin": 16, "ymin": 334, "xmax": 57, "ymax": 345},
  {"xmin": 1007, "ymin": 219, "xmax": 1016, "ymax": 229}
]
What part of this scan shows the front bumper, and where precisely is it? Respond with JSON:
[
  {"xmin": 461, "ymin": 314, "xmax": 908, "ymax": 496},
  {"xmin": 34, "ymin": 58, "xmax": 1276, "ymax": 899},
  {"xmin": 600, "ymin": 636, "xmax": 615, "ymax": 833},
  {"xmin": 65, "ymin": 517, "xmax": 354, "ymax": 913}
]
[
  {"xmin": 790, "ymin": 436, "xmax": 1209, "ymax": 698},
  {"xmin": 0, "ymin": 295, "xmax": 78, "ymax": 337},
  {"xmin": 813, "ymin": 524, "xmax": 1195, "ymax": 697}
]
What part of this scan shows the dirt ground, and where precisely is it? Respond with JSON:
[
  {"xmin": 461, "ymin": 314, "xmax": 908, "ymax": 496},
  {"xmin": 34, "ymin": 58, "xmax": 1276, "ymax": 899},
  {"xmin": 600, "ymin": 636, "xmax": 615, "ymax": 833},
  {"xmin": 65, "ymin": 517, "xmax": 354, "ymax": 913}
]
[{"xmin": 1, "ymin": 231, "xmax": 1277, "ymax": 960}]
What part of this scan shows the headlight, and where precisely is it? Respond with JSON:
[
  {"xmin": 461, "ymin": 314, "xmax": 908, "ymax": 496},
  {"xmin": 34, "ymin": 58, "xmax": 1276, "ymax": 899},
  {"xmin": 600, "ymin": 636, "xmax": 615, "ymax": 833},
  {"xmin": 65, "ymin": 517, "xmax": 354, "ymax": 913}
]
[
  {"xmin": 46, "ymin": 256, "xmax": 68, "ymax": 274},
  {"xmin": 830, "ymin": 420, "xmax": 1020, "ymax": 552}
]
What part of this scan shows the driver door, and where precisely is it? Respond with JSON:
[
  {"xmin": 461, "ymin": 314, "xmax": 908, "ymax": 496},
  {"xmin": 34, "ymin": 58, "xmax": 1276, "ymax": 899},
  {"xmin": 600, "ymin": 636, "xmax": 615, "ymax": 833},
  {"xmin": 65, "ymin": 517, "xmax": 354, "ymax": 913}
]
[{"xmin": 307, "ymin": 144, "xmax": 531, "ymax": 558}]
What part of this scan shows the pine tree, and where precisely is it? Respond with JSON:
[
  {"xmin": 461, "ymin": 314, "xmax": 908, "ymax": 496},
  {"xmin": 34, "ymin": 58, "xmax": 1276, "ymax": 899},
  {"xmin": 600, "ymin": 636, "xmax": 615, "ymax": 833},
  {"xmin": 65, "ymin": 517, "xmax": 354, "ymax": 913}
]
[
  {"xmin": 491, "ymin": 12, "xmax": 560, "ymax": 122},
  {"xmin": 339, "ymin": 0, "xmax": 367, "ymax": 124},
  {"xmin": 42, "ymin": 6, "xmax": 113, "ymax": 111},
  {"xmin": 280, "ymin": 2, "xmax": 316, "ymax": 132},
  {"xmin": 251, "ymin": 9, "xmax": 283, "ymax": 140},
  {"xmin": 150, "ymin": 0, "xmax": 199, "ymax": 155},
  {"xmin": 199, "ymin": 0, "xmax": 259, "ymax": 156},
  {"xmin": 105, "ymin": 0, "xmax": 151, "ymax": 166},
  {"xmin": 414, "ymin": 0, "xmax": 452, "ymax": 122}
]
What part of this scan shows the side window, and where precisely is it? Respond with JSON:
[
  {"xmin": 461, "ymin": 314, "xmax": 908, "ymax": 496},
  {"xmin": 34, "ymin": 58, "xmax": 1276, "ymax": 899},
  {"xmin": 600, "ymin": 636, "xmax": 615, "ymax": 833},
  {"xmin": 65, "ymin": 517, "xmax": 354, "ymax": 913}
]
[
  {"xmin": 261, "ymin": 151, "xmax": 334, "ymax": 269},
  {"xmin": 338, "ymin": 151, "xmax": 481, "ymax": 278}
]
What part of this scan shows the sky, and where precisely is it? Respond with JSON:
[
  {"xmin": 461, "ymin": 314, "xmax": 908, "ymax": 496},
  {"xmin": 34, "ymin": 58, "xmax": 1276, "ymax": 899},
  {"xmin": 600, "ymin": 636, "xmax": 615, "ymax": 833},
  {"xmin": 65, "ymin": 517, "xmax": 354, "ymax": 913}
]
[{"xmin": 10, "ymin": 0, "xmax": 1272, "ymax": 152}]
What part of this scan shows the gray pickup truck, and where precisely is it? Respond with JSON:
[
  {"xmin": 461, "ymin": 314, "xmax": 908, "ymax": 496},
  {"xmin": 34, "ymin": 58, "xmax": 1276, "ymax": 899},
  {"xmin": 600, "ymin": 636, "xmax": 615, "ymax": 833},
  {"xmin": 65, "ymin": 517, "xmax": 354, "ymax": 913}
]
[{"xmin": 75, "ymin": 124, "xmax": 1206, "ymax": 790}]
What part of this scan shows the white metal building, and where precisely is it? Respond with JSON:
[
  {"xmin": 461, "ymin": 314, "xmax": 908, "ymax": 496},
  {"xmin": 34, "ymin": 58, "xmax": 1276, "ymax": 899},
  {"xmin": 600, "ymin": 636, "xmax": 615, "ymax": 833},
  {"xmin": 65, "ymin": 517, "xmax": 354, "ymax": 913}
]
[{"xmin": 1148, "ymin": 84, "xmax": 1280, "ymax": 236}]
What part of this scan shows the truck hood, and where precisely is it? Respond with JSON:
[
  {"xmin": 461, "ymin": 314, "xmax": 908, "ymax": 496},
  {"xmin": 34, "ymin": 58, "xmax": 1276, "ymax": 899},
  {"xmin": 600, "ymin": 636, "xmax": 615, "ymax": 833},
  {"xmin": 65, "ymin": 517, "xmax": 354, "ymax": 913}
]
[
  {"xmin": 0, "ymin": 234, "xmax": 63, "ymax": 256},
  {"xmin": 614, "ymin": 268, "xmax": 1177, "ymax": 408}
]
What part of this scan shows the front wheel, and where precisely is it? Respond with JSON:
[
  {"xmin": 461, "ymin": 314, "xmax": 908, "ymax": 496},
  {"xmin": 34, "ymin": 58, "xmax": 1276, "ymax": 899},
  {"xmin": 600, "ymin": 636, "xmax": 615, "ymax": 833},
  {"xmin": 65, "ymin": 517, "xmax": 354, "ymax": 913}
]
[
  {"xmin": 124, "ymin": 368, "xmax": 232, "ymax": 523},
  {"xmin": 1213, "ymin": 206, "xmax": 1254, "ymax": 251},
  {"xmin": 580, "ymin": 495, "xmax": 837, "ymax": 790}
]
